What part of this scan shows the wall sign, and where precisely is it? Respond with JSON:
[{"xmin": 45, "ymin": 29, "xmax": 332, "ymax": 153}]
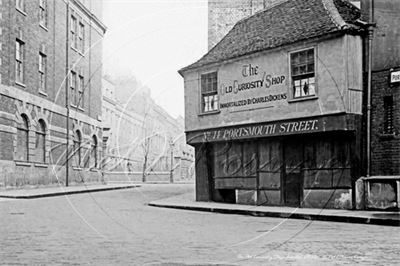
[
  {"xmin": 390, "ymin": 70, "xmax": 400, "ymax": 84},
  {"xmin": 187, "ymin": 114, "xmax": 355, "ymax": 144},
  {"xmin": 219, "ymin": 63, "xmax": 287, "ymax": 111}
]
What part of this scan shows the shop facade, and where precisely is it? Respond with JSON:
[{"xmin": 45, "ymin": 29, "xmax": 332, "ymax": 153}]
[{"xmin": 180, "ymin": 0, "xmax": 364, "ymax": 209}]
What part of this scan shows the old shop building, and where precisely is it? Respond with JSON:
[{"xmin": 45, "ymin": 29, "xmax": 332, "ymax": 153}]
[
  {"xmin": 179, "ymin": 0, "xmax": 364, "ymax": 209},
  {"xmin": 0, "ymin": 0, "xmax": 106, "ymax": 187}
]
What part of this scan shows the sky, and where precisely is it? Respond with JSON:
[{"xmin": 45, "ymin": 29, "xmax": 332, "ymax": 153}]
[{"xmin": 102, "ymin": 0, "xmax": 208, "ymax": 118}]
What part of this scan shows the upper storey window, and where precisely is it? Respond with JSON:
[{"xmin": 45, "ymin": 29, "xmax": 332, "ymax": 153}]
[
  {"xmin": 78, "ymin": 22, "xmax": 85, "ymax": 53},
  {"xmin": 15, "ymin": 39, "xmax": 25, "ymax": 84},
  {"xmin": 71, "ymin": 15, "xmax": 77, "ymax": 49},
  {"xmin": 39, "ymin": 0, "xmax": 48, "ymax": 28},
  {"xmin": 290, "ymin": 48, "xmax": 316, "ymax": 99},
  {"xmin": 201, "ymin": 72, "xmax": 219, "ymax": 113}
]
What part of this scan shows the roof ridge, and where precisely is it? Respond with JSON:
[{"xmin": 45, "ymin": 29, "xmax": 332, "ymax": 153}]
[
  {"xmin": 337, "ymin": 0, "xmax": 361, "ymax": 11},
  {"xmin": 322, "ymin": 0, "xmax": 347, "ymax": 29},
  {"xmin": 248, "ymin": 0, "xmax": 290, "ymax": 18}
]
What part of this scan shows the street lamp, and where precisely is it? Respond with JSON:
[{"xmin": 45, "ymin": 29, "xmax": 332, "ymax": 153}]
[{"xmin": 170, "ymin": 139, "xmax": 174, "ymax": 183}]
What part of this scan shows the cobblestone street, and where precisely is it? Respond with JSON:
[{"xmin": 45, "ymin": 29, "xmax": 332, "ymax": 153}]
[{"xmin": 1, "ymin": 184, "xmax": 399, "ymax": 265}]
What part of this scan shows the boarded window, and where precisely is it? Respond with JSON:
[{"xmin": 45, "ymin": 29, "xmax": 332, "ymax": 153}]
[
  {"xmin": 303, "ymin": 137, "xmax": 351, "ymax": 189},
  {"xmin": 259, "ymin": 140, "xmax": 281, "ymax": 189}
]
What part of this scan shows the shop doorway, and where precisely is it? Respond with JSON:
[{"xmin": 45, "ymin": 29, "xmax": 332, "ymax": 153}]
[{"xmin": 283, "ymin": 140, "xmax": 303, "ymax": 207}]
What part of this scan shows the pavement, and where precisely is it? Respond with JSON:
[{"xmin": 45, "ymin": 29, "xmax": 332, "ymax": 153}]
[
  {"xmin": 0, "ymin": 183, "xmax": 140, "ymax": 199},
  {"xmin": 149, "ymin": 192, "xmax": 400, "ymax": 227}
]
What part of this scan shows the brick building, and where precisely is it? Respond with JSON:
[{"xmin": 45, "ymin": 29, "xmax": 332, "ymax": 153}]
[
  {"xmin": 180, "ymin": 0, "xmax": 364, "ymax": 209},
  {"xmin": 102, "ymin": 76, "xmax": 195, "ymax": 183},
  {"xmin": 0, "ymin": 0, "xmax": 106, "ymax": 187},
  {"xmin": 360, "ymin": 0, "xmax": 400, "ymax": 209}
]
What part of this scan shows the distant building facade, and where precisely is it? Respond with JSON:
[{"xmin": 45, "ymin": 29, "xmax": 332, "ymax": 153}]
[
  {"xmin": 0, "ymin": 0, "xmax": 106, "ymax": 187},
  {"xmin": 181, "ymin": 0, "xmax": 363, "ymax": 209},
  {"xmin": 102, "ymin": 77, "xmax": 194, "ymax": 182},
  {"xmin": 208, "ymin": 0, "xmax": 285, "ymax": 50}
]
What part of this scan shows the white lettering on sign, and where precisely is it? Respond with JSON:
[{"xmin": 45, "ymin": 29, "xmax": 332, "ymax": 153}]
[{"xmin": 391, "ymin": 71, "xmax": 400, "ymax": 83}]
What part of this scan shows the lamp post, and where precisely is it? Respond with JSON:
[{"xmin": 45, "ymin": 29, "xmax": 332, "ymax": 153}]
[{"xmin": 170, "ymin": 139, "xmax": 174, "ymax": 183}]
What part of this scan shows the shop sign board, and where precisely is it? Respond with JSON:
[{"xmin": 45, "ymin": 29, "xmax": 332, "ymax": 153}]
[
  {"xmin": 390, "ymin": 70, "xmax": 400, "ymax": 84},
  {"xmin": 186, "ymin": 114, "xmax": 354, "ymax": 144},
  {"xmin": 218, "ymin": 62, "xmax": 288, "ymax": 112}
]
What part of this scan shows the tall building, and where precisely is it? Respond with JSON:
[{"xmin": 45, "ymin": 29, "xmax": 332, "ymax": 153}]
[
  {"xmin": 0, "ymin": 0, "xmax": 106, "ymax": 187},
  {"xmin": 362, "ymin": 0, "xmax": 400, "ymax": 209},
  {"xmin": 208, "ymin": 0, "xmax": 285, "ymax": 50},
  {"xmin": 180, "ymin": 0, "xmax": 363, "ymax": 209},
  {"xmin": 102, "ymin": 76, "xmax": 195, "ymax": 182}
]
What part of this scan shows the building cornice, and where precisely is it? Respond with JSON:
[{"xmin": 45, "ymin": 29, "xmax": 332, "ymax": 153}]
[{"xmin": 67, "ymin": 0, "xmax": 107, "ymax": 35}]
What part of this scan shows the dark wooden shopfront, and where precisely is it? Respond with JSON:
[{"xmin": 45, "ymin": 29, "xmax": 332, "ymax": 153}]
[
  {"xmin": 199, "ymin": 133, "xmax": 354, "ymax": 208},
  {"xmin": 189, "ymin": 114, "xmax": 362, "ymax": 209}
]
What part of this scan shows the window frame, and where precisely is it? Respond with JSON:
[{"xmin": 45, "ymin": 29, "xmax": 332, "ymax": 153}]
[
  {"xmin": 78, "ymin": 74, "xmax": 84, "ymax": 109},
  {"xmin": 39, "ymin": 52, "xmax": 47, "ymax": 93},
  {"xmin": 16, "ymin": 114, "xmax": 29, "ymax": 162},
  {"xmin": 383, "ymin": 95, "xmax": 394, "ymax": 135},
  {"xmin": 35, "ymin": 119, "xmax": 46, "ymax": 163},
  {"xmin": 73, "ymin": 130, "xmax": 82, "ymax": 167},
  {"xmin": 70, "ymin": 70, "xmax": 77, "ymax": 106},
  {"xmin": 289, "ymin": 47, "xmax": 317, "ymax": 100},
  {"xmin": 78, "ymin": 22, "xmax": 85, "ymax": 53},
  {"xmin": 39, "ymin": 0, "xmax": 48, "ymax": 28},
  {"xmin": 199, "ymin": 71, "xmax": 219, "ymax": 114},
  {"xmin": 70, "ymin": 15, "xmax": 77, "ymax": 50},
  {"xmin": 91, "ymin": 135, "xmax": 98, "ymax": 168},
  {"xmin": 15, "ymin": 39, "xmax": 25, "ymax": 85}
]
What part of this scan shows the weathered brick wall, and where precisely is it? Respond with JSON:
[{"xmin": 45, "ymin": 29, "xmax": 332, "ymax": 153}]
[
  {"xmin": 361, "ymin": 0, "xmax": 400, "ymax": 176},
  {"xmin": 208, "ymin": 0, "xmax": 288, "ymax": 50},
  {"xmin": 0, "ymin": 0, "xmax": 105, "ymax": 187},
  {"xmin": 370, "ymin": 70, "xmax": 400, "ymax": 175}
]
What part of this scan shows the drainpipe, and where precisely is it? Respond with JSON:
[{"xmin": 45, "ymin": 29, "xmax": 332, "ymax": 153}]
[
  {"xmin": 366, "ymin": 0, "xmax": 375, "ymax": 177},
  {"xmin": 65, "ymin": 1, "xmax": 70, "ymax": 186}
]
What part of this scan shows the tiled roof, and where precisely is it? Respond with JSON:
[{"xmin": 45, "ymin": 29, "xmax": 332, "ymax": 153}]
[{"xmin": 180, "ymin": 0, "xmax": 361, "ymax": 74}]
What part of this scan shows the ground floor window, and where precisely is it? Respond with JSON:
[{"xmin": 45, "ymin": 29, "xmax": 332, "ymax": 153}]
[
  {"xmin": 207, "ymin": 133, "xmax": 353, "ymax": 207},
  {"xmin": 16, "ymin": 114, "xmax": 29, "ymax": 161},
  {"xmin": 35, "ymin": 119, "xmax": 46, "ymax": 163}
]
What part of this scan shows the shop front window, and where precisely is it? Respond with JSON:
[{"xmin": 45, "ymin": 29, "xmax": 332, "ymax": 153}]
[
  {"xmin": 201, "ymin": 72, "xmax": 219, "ymax": 113},
  {"xmin": 291, "ymin": 48, "xmax": 316, "ymax": 99}
]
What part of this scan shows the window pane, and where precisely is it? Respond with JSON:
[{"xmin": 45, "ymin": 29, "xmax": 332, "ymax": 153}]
[
  {"xmin": 307, "ymin": 63, "xmax": 314, "ymax": 73},
  {"xmin": 307, "ymin": 49, "xmax": 314, "ymax": 61},
  {"xmin": 36, "ymin": 133, "xmax": 46, "ymax": 163},
  {"xmin": 17, "ymin": 129, "xmax": 28, "ymax": 161}
]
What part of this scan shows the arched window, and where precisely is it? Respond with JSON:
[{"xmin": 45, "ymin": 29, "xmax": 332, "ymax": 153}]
[
  {"xmin": 91, "ymin": 135, "xmax": 98, "ymax": 168},
  {"xmin": 16, "ymin": 114, "xmax": 29, "ymax": 161},
  {"xmin": 73, "ymin": 130, "xmax": 82, "ymax": 167},
  {"xmin": 36, "ymin": 119, "xmax": 46, "ymax": 163}
]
